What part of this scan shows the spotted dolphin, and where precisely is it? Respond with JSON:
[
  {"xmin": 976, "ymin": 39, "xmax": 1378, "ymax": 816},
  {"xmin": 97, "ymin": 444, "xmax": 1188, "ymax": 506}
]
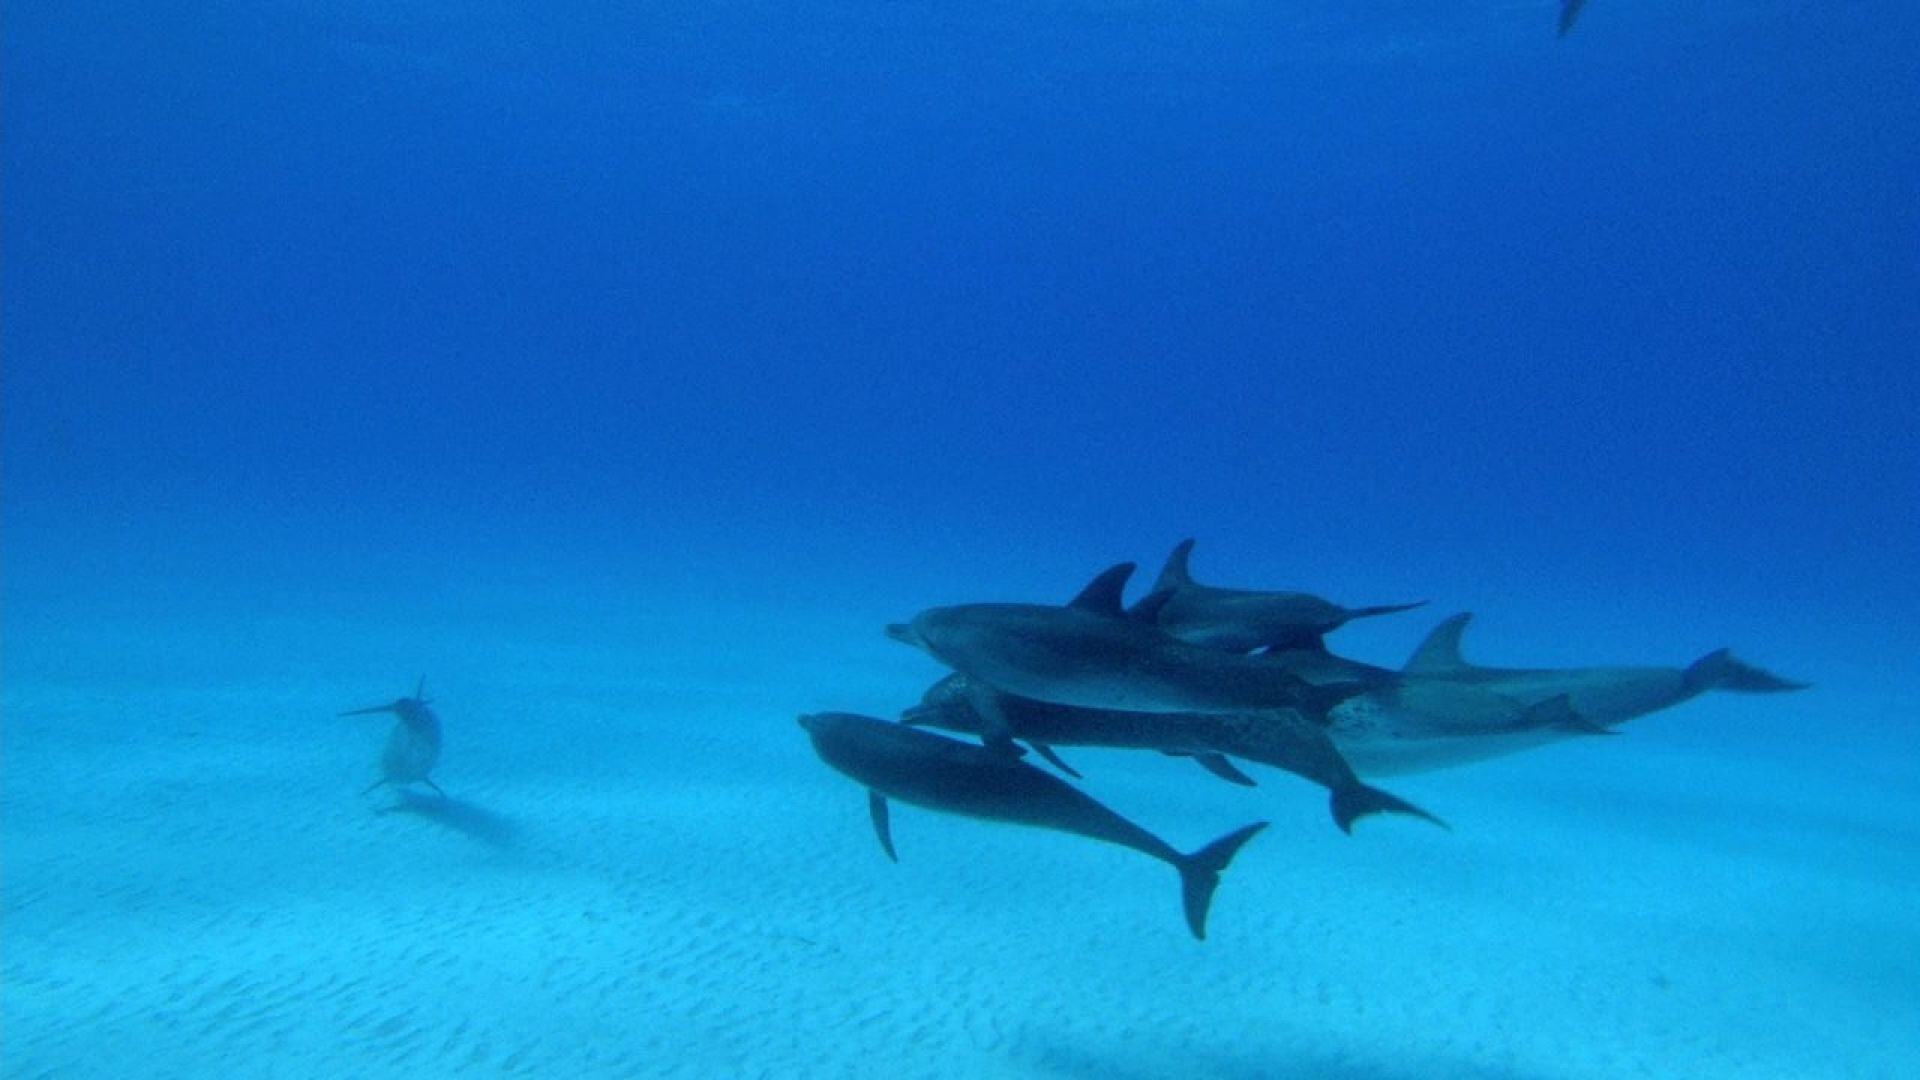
[
  {"xmin": 341, "ymin": 677, "xmax": 445, "ymax": 796},
  {"xmin": 903, "ymin": 674, "xmax": 1445, "ymax": 834},
  {"xmin": 800, "ymin": 712, "xmax": 1266, "ymax": 940},
  {"xmin": 1135, "ymin": 539, "xmax": 1426, "ymax": 653},
  {"xmin": 1402, "ymin": 613, "xmax": 1809, "ymax": 725},
  {"xmin": 889, "ymin": 563, "xmax": 1364, "ymax": 726}
]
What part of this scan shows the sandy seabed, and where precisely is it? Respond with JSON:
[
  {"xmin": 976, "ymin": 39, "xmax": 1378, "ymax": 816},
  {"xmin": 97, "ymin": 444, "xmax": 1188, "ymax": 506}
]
[{"xmin": 3, "ymin": 563, "xmax": 1915, "ymax": 1080}]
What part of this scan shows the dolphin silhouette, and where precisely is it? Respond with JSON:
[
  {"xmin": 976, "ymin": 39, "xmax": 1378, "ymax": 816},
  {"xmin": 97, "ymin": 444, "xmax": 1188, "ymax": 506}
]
[
  {"xmin": 800, "ymin": 712, "xmax": 1266, "ymax": 940},
  {"xmin": 890, "ymin": 563, "xmax": 1365, "ymax": 722},
  {"xmin": 904, "ymin": 674, "xmax": 1445, "ymax": 834},
  {"xmin": 1134, "ymin": 539, "xmax": 1426, "ymax": 653},
  {"xmin": 1402, "ymin": 613, "xmax": 1808, "ymax": 725},
  {"xmin": 341, "ymin": 677, "xmax": 445, "ymax": 796}
]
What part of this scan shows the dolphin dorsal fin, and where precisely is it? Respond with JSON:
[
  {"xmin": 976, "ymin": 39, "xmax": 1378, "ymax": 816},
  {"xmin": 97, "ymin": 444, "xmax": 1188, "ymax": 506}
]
[
  {"xmin": 1150, "ymin": 539, "xmax": 1198, "ymax": 593},
  {"xmin": 1405, "ymin": 613, "xmax": 1474, "ymax": 673},
  {"xmin": 1068, "ymin": 563, "xmax": 1135, "ymax": 616}
]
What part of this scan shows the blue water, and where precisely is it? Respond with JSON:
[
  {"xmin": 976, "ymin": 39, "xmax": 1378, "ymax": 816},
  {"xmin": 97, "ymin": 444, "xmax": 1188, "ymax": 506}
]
[{"xmin": 4, "ymin": 3, "xmax": 1917, "ymax": 1078}]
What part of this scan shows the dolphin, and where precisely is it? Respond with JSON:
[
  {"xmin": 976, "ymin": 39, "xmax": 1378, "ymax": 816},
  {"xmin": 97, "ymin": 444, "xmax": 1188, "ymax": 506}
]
[
  {"xmin": 904, "ymin": 674, "xmax": 1445, "ymax": 834},
  {"xmin": 799, "ymin": 712, "xmax": 1266, "ymax": 940},
  {"xmin": 1134, "ymin": 539, "xmax": 1426, "ymax": 652},
  {"xmin": 889, "ymin": 563, "xmax": 1364, "ymax": 721},
  {"xmin": 1402, "ymin": 613, "xmax": 1809, "ymax": 725},
  {"xmin": 341, "ymin": 677, "xmax": 445, "ymax": 796}
]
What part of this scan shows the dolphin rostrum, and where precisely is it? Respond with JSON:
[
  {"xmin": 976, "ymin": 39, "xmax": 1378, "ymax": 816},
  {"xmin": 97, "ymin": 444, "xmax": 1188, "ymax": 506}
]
[
  {"xmin": 904, "ymin": 674, "xmax": 1445, "ymax": 834},
  {"xmin": 341, "ymin": 677, "xmax": 445, "ymax": 796},
  {"xmin": 1135, "ymin": 539, "xmax": 1426, "ymax": 652},
  {"xmin": 889, "ymin": 563, "xmax": 1365, "ymax": 721},
  {"xmin": 799, "ymin": 712, "xmax": 1266, "ymax": 940}
]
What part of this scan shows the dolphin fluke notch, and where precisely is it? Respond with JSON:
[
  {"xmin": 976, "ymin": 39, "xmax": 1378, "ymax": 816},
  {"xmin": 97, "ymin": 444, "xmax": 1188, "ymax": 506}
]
[
  {"xmin": 1684, "ymin": 649, "xmax": 1810, "ymax": 695},
  {"xmin": 1330, "ymin": 782, "xmax": 1449, "ymax": 835},
  {"xmin": 1179, "ymin": 821, "xmax": 1267, "ymax": 941},
  {"xmin": 1558, "ymin": 0, "xmax": 1590, "ymax": 37}
]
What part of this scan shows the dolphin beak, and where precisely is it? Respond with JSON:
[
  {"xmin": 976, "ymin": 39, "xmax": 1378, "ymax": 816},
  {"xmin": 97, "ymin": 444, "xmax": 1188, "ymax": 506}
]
[
  {"xmin": 339, "ymin": 703, "xmax": 397, "ymax": 717},
  {"xmin": 884, "ymin": 623, "xmax": 918, "ymax": 646},
  {"xmin": 899, "ymin": 704, "xmax": 931, "ymax": 726},
  {"xmin": 797, "ymin": 714, "xmax": 820, "ymax": 734}
]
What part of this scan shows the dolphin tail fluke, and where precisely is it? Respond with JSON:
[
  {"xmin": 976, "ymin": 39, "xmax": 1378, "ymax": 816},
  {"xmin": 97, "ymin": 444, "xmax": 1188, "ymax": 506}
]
[
  {"xmin": 1558, "ymin": 0, "xmax": 1589, "ymax": 37},
  {"xmin": 1684, "ymin": 649, "xmax": 1810, "ymax": 695},
  {"xmin": 868, "ymin": 790, "xmax": 898, "ymax": 862},
  {"xmin": 1177, "ymin": 821, "xmax": 1267, "ymax": 941},
  {"xmin": 1330, "ymin": 782, "xmax": 1448, "ymax": 834}
]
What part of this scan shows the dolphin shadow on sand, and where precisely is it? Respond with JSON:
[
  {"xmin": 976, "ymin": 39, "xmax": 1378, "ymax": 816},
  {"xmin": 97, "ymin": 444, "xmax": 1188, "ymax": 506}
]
[{"xmin": 375, "ymin": 789, "xmax": 520, "ymax": 849}]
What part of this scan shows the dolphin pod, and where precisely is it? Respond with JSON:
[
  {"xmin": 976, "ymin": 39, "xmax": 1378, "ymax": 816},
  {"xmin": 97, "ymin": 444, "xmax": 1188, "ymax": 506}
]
[{"xmin": 800, "ymin": 538, "xmax": 1806, "ymax": 940}]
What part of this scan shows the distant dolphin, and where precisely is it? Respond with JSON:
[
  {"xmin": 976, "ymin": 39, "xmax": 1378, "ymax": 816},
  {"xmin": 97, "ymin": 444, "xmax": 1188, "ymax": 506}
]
[
  {"xmin": 1402, "ymin": 613, "xmax": 1809, "ymax": 725},
  {"xmin": 904, "ymin": 674, "xmax": 1444, "ymax": 834},
  {"xmin": 799, "ymin": 712, "xmax": 1266, "ymax": 940},
  {"xmin": 1559, "ymin": 0, "xmax": 1590, "ymax": 37},
  {"xmin": 889, "ymin": 563, "xmax": 1363, "ymax": 724},
  {"xmin": 1136, "ymin": 539, "xmax": 1426, "ymax": 652},
  {"xmin": 341, "ymin": 677, "xmax": 445, "ymax": 796}
]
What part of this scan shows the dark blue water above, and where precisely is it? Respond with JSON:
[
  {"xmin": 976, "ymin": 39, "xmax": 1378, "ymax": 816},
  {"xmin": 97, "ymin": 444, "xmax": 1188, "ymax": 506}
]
[{"xmin": 5, "ymin": 2, "xmax": 1917, "ymax": 613}]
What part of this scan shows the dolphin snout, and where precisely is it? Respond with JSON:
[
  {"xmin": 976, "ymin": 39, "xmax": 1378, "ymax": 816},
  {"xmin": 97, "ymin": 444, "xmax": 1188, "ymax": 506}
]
[{"xmin": 885, "ymin": 623, "xmax": 919, "ymax": 646}]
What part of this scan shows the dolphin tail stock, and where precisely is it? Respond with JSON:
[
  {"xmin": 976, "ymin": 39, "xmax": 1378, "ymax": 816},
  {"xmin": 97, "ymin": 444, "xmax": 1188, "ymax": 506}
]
[
  {"xmin": 1177, "ymin": 821, "xmax": 1267, "ymax": 941},
  {"xmin": 1330, "ymin": 781, "xmax": 1448, "ymax": 835},
  {"xmin": 1683, "ymin": 649, "xmax": 1810, "ymax": 695}
]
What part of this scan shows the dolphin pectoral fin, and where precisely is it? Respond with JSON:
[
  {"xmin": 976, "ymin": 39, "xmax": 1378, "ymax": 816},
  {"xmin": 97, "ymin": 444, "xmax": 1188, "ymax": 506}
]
[
  {"xmin": 1684, "ymin": 649, "xmax": 1811, "ymax": 695},
  {"xmin": 1519, "ymin": 694, "xmax": 1597, "ymax": 734},
  {"xmin": 1026, "ymin": 742, "xmax": 1083, "ymax": 779},
  {"xmin": 1347, "ymin": 600, "xmax": 1429, "ymax": 622},
  {"xmin": 1330, "ymin": 782, "xmax": 1448, "ymax": 834},
  {"xmin": 340, "ymin": 704, "xmax": 395, "ymax": 717},
  {"xmin": 1189, "ymin": 753, "xmax": 1259, "ymax": 787},
  {"xmin": 1067, "ymin": 563, "xmax": 1136, "ymax": 615},
  {"xmin": 1178, "ymin": 821, "xmax": 1267, "ymax": 941},
  {"xmin": 1404, "ymin": 612, "xmax": 1475, "ymax": 674},
  {"xmin": 964, "ymin": 681, "xmax": 1018, "ymax": 747},
  {"xmin": 867, "ymin": 790, "xmax": 898, "ymax": 862}
]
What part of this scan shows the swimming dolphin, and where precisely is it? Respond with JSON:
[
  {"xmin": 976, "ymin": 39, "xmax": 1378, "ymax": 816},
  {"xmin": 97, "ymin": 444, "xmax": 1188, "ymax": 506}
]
[
  {"xmin": 341, "ymin": 677, "xmax": 445, "ymax": 796},
  {"xmin": 1134, "ymin": 539, "xmax": 1426, "ymax": 652},
  {"xmin": 904, "ymin": 674, "xmax": 1445, "ymax": 834},
  {"xmin": 1402, "ymin": 613, "xmax": 1809, "ymax": 725},
  {"xmin": 889, "ymin": 563, "xmax": 1364, "ymax": 721},
  {"xmin": 799, "ymin": 712, "xmax": 1266, "ymax": 940}
]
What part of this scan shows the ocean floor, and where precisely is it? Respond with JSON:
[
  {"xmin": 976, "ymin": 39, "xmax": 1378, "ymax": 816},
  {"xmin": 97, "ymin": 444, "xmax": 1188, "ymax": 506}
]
[{"xmin": 3, "ymin": 538, "xmax": 1916, "ymax": 1079}]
